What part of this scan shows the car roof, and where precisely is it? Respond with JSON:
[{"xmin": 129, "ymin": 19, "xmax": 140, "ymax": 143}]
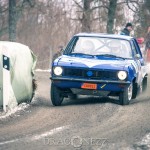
[{"xmin": 74, "ymin": 33, "xmax": 134, "ymax": 41}]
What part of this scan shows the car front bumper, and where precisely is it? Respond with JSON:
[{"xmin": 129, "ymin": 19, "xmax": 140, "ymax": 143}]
[{"xmin": 50, "ymin": 77, "xmax": 131, "ymax": 92}]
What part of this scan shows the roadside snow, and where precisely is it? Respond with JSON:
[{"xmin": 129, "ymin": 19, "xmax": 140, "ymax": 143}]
[
  {"xmin": 134, "ymin": 133, "xmax": 150, "ymax": 149},
  {"xmin": 35, "ymin": 69, "xmax": 51, "ymax": 72},
  {"xmin": 140, "ymin": 133, "xmax": 150, "ymax": 147},
  {"xmin": 147, "ymin": 63, "xmax": 150, "ymax": 73},
  {"xmin": 0, "ymin": 103, "xmax": 30, "ymax": 120}
]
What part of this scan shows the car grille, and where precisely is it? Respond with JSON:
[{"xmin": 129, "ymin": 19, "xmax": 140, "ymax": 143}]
[{"xmin": 63, "ymin": 68, "xmax": 118, "ymax": 80}]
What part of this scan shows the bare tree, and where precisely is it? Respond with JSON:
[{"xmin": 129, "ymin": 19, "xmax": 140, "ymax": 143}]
[
  {"xmin": 0, "ymin": 1, "xmax": 8, "ymax": 38},
  {"xmin": 72, "ymin": 0, "xmax": 93, "ymax": 32},
  {"xmin": 1, "ymin": 0, "xmax": 147, "ymax": 68},
  {"xmin": 81, "ymin": 0, "xmax": 93, "ymax": 32},
  {"xmin": 107, "ymin": 0, "xmax": 117, "ymax": 33},
  {"xmin": 124, "ymin": 0, "xmax": 149, "ymax": 37},
  {"xmin": 9, "ymin": 0, "xmax": 17, "ymax": 41},
  {"xmin": 72, "ymin": 0, "xmax": 120, "ymax": 33},
  {"xmin": 8, "ymin": 0, "xmax": 36, "ymax": 41},
  {"xmin": 140, "ymin": 0, "xmax": 150, "ymax": 31}
]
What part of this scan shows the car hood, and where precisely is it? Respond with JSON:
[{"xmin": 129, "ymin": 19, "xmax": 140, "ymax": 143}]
[{"xmin": 55, "ymin": 55, "xmax": 134, "ymax": 70}]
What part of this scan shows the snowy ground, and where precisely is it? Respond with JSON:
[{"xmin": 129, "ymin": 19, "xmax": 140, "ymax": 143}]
[
  {"xmin": 0, "ymin": 102, "xmax": 30, "ymax": 120},
  {"xmin": 35, "ymin": 69, "xmax": 51, "ymax": 73},
  {"xmin": 147, "ymin": 63, "xmax": 150, "ymax": 73},
  {"xmin": 0, "ymin": 96, "xmax": 38, "ymax": 120},
  {"xmin": 134, "ymin": 133, "xmax": 150, "ymax": 149}
]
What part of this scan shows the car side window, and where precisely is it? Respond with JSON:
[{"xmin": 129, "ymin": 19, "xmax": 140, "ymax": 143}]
[
  {"xmin": 130, "ymin": 41, "xmax": 138, "ymax": 56},
  {"xmin": 133, "ymin": 39, "xmax": 143, "ymax": 57}
]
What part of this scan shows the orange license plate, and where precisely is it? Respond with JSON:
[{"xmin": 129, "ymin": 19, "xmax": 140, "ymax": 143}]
[{"xmin": 81, "ymin": 83, "xmax": 97, "ymax": 89}]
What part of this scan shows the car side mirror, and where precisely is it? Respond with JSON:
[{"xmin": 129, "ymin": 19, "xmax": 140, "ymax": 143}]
[{"xmin": 135, "ymin": 54, "xmax": 141, "ymax": 59}]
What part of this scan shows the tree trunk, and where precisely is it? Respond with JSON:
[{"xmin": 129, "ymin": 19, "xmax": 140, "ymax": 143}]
[
  {"xmin": 81, "ymin": 0, "xmax": 93, "ymax": 32},
  {"xmin": 106, "ymin": 0, "xmax": 117, "ymax": 34},
  {"xmin": 142, "ymin": 0, "xmax": 150, "ymax": 30},
  {"xmin": 9, "ymin": 0, "xmax": 17, "ymax": 41}
]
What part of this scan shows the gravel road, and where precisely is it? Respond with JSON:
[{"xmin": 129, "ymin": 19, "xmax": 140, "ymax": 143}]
[{"xmin": 0, "ymin": 72, "xmax": 150, "ymax": 150}]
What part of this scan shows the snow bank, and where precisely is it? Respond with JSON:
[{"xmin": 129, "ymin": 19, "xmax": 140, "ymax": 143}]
[
  {"xmin": 0, "ymin": 41, "xmax": 37, "ymax": 110},
  {"xmin": 0, "ymin": 103, "xmax": 30, "ymax": 120},
  {"xmin": 147, "ymin": 63, "xmax": 150, "ymax": 73},
  {"xmin": 135, "ymin": 133, "xmax": 150, "ymax": 149},
  {"xmin": 35, "ymin": 69, "xmax": 51, "ymax": 72}
]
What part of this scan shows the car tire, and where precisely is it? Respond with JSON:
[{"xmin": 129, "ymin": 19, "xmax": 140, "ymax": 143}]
[
  {"xmin": 142, "ymin": 77, "xmax": 147, "ymax": 92},
  {"xmin": 132, "ymin": 82, "xmax": 138, "ymax": 99},
  {"xmin": 119, "ymin": 83, "xmax": 133, "ymax": 105},
  {"xmin": 51, "ymin": 83, "xmax": 64, "ymax": 106}
]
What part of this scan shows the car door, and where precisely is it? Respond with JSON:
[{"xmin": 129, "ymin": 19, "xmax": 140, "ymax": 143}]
[{"xmin": 131, "ymin": 39, "xmax": 146, "ymax": 85}]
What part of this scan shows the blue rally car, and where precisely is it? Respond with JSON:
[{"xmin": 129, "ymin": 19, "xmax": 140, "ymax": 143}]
[{"xmin": 50, "ymin": 33, "xmax": 148, "ymax": 106}]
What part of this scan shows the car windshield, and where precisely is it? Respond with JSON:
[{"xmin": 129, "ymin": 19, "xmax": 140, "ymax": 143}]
[{"xmin": 68, "ymin": 36, "xmax": 132, "ymax": 59}]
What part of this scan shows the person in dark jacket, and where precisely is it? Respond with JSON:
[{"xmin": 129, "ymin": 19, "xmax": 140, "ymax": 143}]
[{"xmin": 120, "ymin": 23, "xmax": 133, "ymax": 36}]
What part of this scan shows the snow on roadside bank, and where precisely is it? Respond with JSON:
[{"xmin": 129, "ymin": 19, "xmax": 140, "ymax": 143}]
[
  {"xmin": 0, "ymin": 103, "xmax": 30, "ymax": 120},
  {"xmin": 0, "ymin": 96, "xmax": 39, "ymax": 120},
  {"xmin": 35, "ymin": 69, "xmax": 51, "ymax": 72},
  {"xmin": 147, "ymin": 63, "xmax": 150, "ymax": 73},
  {"xmin": 134, "ymin": 133, "xmax": 150, "ymax": 149}
]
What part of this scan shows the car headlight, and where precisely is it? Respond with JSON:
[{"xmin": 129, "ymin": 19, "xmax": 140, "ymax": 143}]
[
  {"xmin": 118, "ymin": 71, "xmax": 127, "ymax": 80},
  {"xmin": 53, "ymin": 66, "xmax": 63, "ymax": 76}
]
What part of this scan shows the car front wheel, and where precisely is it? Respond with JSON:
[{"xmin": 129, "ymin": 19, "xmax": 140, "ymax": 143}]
[
  {"xmin": 119, "ymin": 83, "xmax": 133, "ymax": 105},
  {"xmin": 51, "ymin": 83, "xmax": 64, "ymax": 106}
]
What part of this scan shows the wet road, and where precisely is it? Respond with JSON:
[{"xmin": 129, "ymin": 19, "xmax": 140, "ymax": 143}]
[{"xmin": 0, "ymin": 72, "xmax": 150, "ymax": 150}]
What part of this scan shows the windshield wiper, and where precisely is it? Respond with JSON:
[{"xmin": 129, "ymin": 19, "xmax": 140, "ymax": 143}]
[
  {"xmin": 96, "ymin": 54, "xmax": 125, "ymax": 60},
  {"xmin": 69, "ymin": 53, "xmax": 95, "ymax": 58}
]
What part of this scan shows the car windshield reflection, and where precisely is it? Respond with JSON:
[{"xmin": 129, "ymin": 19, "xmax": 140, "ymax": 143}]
[{"xmin": 70, "ymin": 37, "xmax": 132, "ymax": 59}]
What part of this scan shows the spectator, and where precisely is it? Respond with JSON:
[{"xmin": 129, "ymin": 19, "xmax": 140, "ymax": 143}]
[
  {"xmin": 145, "ymin": 26, "xmax": 150, "ymax": 62},
  {"xmin": 120, "ymin": 23, "xmax": 133, "ymax": 36}
]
